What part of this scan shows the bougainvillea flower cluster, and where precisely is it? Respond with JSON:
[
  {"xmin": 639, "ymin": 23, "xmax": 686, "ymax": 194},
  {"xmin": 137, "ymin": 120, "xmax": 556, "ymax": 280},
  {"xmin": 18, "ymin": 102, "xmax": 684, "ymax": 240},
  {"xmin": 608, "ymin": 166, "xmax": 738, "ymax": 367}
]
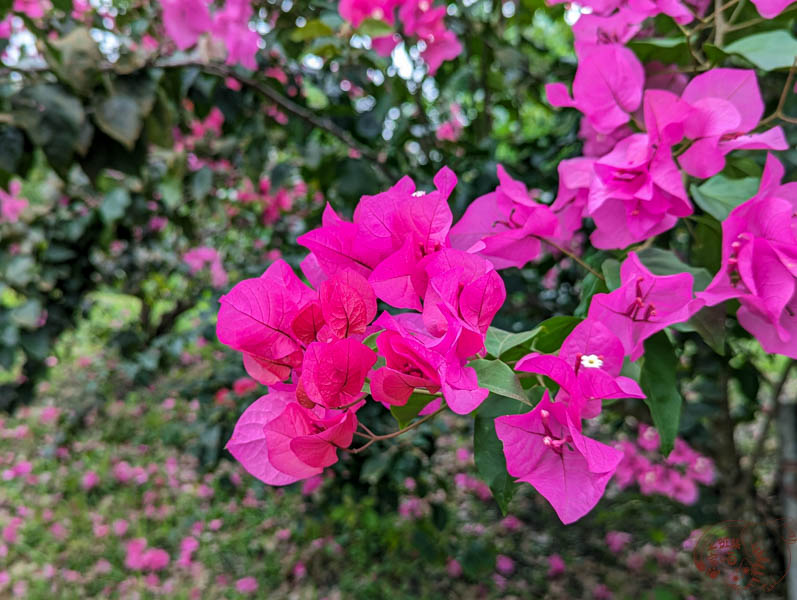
[{"xmin": 338, "ymin": 0, "xmax": 462, "ymax": 74}]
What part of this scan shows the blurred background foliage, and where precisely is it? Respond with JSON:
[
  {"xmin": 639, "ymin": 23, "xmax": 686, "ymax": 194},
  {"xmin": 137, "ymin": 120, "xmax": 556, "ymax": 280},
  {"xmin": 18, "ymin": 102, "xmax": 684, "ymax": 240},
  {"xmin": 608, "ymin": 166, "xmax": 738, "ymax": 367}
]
[{"xmin": 0, "ymin": 0, "xmax": 795, "ymax": 598}]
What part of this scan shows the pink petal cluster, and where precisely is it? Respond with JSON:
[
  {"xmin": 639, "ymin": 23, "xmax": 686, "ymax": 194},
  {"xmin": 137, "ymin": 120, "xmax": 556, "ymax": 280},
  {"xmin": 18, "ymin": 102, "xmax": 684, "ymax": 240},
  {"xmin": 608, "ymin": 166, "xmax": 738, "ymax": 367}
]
[
  {"xmin": 221, "ymin": 167, "xmax": 506, "ymax": 485},
  {"xmin": 614, "ymin": 426, "xmax": 715, "ymax": 504},
  {"xmin": 515, "ymin": 320, "xmax": 645, "ymax": 421},
  {"xmin": 183, "ymin": 246, "xmax": 228, "ymax": 288},
  {"xmin": 699, "ymin": 154, "xmax": 797, "ymax": 358},
  {"xmin": 124, "ymin": 539, "xmax": 170, "ymax": 572},
  {"xmin": 588, "ymin": 252, "xmax": 704, "ymax": 359},
  {"xmin": 436, "ymin": 103, "xmax": 466, "ymax": 142},
  {"xmin": 495, "ymin": 391, "xmax": 624, "ymax": 524},
  {"xmin": 450, "ymin": 165, "xmax": 559, "ymax": 269},
  {"xmin": 0, "ymin": 182, "xmax": 28, "ymax": 224},
  {"xmin": 161, "ymin": 0, "xmax": 260, "ymax": 68},
  {"xmin": 548, "ymin": 17, "xmax": 785, "ymax": 250},
  {"xmin": 338, "ymin": 0, "xmax": 462, "ymax": 75},
  {"xmin": 238, "ymin": 177, "xmax": 306, "ymax": 225}
]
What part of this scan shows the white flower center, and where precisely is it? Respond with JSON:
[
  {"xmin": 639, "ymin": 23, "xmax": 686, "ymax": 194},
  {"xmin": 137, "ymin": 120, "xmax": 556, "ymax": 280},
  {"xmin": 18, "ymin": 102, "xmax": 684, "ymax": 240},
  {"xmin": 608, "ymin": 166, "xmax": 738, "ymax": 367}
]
[
  {"xmin": 580, "ymin": 354, "xmax": 603, "ymax": 369},
  {"xmin": 411, "ymin": 191, "xmax": 426, "ymax": 197}
]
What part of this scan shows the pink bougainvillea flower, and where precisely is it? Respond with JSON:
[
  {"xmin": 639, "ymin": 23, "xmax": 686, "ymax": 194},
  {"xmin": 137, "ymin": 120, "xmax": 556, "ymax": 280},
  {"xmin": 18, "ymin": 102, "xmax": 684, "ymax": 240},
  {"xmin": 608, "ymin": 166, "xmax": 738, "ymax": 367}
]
[
  {"xmin": 749, "ymin": 0, "xmax": 794, "ymax": 16},
  {"xmin": 303, "ymin": 166, "xmax": 457, "ymax": 309},
  {"xmin": 227, "ymin": 386, "xmax": 360, "ymax": 484},
  {"xmin": 417, "ymin": 248, "xmax": 506, "ymax": 356},
  {"xmin": 232, "ymin": 377, "xmax": 258, "ymax": 396},
  {"xmin": 370, "ymin": 312, "xmax": 489, "ymax": 414},
  {"xmin": 516, "ymin": 320, "xmax": 644, "ymax": 421},
  {"xmin": 495, "ymin": 391, "xmax": 624, "ymax": 524},
  {"xmin": 216, "ymin": 260, "xmax": 314, "ymax": 384},
  {"xmin": 579, "ymin": 120, "xmax": 633, "ymax": 158},
  {"xmin": 339, "ymin": 0, "xmax": 398, "ymax": 27},
  {"xmin": 298, "ymin": 339, "xmax": 376, "ymax": 408},
  {"xmin": 13, "ymin": 0, "xmax": 49, "ymax": 19},
  {"xmin": 226, "ymin": 388, "xmax": 306, "ymax": 485},
  {"xmin": 0, "ymin": 181, "xmax": 28, "ymax": 223},
  {"xmin": 450, "ymin": 165, "xmax": 559, "ymax": 269},
  {"xmin": 265, "ymin": 399, "xmax": 359, "ymax": 477},
  {"xmin": 546, "ymin": 44, "xmax": 644, "ymax": 134},
  {"xmin": 161, "ymin": 0, "xmax": 212, "ymax": 50},
  {"xmin": 318, "ymin": 269, "xmax": 377, "ymax": 338},
  {"xmin": 588, "ymin": 252, "xmax": 704, "ymax": 359},
  {"xmin": 587, "ymin": 133, "xmax": 693, "ymax": 249},
  {"xmin": 678, "ymin": 69, "xmax": 786, "ymax": 178},
  {"xmin": 421, "ymin": 29, "xmax": 463, "ymax": 74},
  {"xmin": 699, "ymin": 154, "xmax": 797, "ymax": 358},
  {"xmin": 211, "ymin": 0, "xmax": 260, "ymax": 69},
  {"xmin": 551, "ymin": 157, "xmax": 596, "ymax": 242}
]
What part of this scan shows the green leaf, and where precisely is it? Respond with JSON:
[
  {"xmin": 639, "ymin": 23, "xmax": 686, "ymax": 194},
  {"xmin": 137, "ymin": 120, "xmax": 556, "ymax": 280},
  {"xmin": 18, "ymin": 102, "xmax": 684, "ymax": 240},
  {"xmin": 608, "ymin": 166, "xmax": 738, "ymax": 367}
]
[
  {"xmin": 363, "ymin": 331, "xmax": 381, "ymax": 351},
  {"xmin": 302, "ymin": 81, "xmax": 329, "ymax": 110},
  {"xmin": 10, "ymin": 300, "xmax": 42, "ymax": 329},
  {"xmin": 470, "ymin": 359, "xmax": 528, "ymax": 403},
  {"xmin": 602, "ymin": 258, "xmax": 622, "ymax": 290},
  {"xmin": 474, "ymin": 394, "xmax": 529, "ymax": 514},
  {"xmin": 93, "ymin": 95, "xmax": 143, "ymax": 150},
  {"xmin": 0, "ymin": 126, "xmax": 24, "ymax": 176},
  {"xmin": 628, "ymin": 38, "xmax": 690, "ymax": 65},
  {"xmin": 639, "ymin": 331, "xmax": 682, "ymax": 456},
  {"xmin": 11, "ymin": 84, "xmax": 85, "ymax": 172},
  {"xmin": 722, "ymin": 30, "xmax": 797, "ymax": 71},
  {"xmin": 530, "ymin": 316, "xmax": 582, "ymax": 353},
  {"xmin": 290, "ymin": 19, "xmax": 334, "ymax": 42},
  {"xmin": 390, "ymin": 393, "xmax": 435, "ymax": 428},
  {"xmin": 688, "ymin": 304, "xmax": 726, "ymax": 355},
  {"xmin": 99, "ymin": 188, "xmax": 131, "ymax": 224},
  {"xmin": 636, "ymin": 247, "xmax": 713, "ymax": 291},
  {"xmin": 158, "ymin": 178, "xmax": 182, "ymax": 210},
  {"xmin": 575, "ymin": 272, "xmax": 608, "ymax": 317},
  {"xmin": 191, "ymin": 167, "xmax": 213, "ymax": 201},
  {"xmin": 357, "ymin": 18, "xmax": 394, "ymax": 37},
  {"xmin": 691, "ymin": 175, "xmax": 759, "ymax": 221},
  {"xmin": 484, "ymin": 327, "xmax": 536, "ymax": 359},
  {"xmin": 4, "ymin": 256, "xmax": 36, "ymax": 287}
]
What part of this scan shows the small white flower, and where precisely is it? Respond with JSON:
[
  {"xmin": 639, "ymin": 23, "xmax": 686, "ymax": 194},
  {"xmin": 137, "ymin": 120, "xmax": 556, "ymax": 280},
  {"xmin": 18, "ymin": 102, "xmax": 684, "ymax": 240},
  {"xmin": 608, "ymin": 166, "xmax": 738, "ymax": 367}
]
[
  {"xmin": 411, "ymin": 191, "xmax": 426, "ymax": 197},
  {"xmin": 580, "ymin": 354, "xmax": 603, "ymax": 369}
]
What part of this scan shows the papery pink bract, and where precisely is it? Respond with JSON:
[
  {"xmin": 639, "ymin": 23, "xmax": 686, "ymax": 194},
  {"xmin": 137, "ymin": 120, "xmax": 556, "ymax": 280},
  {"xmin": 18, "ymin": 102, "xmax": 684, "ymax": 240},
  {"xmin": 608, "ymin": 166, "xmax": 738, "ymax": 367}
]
[
  {"xmin": 319, "ymin": 270, "xmax": 377, "ymax": 338},
  {"xmin": 161, "ymin": 0, "xmax": 212, "ymax": 50},
  {"xmin": 749, "ymin": 0, "xmax": 794, "ymax": 16},
  {"xmin": 551, "ymin": 158, "xmax": 595, "ymax": 241},
  {"xmin": 678, "ymin": 69, "xmax": 786, "ymax": 178},
  {"xmin": 495, "ymin": 391, "xmax": 624, "ymax": 524},
  {"xmin": 450, "ymin": 165, "xmax": 559, "ymax": 269},
  {"xmin": 516, "ymin": 320, "xmax": 644, "ymax": 421},
  {"xmin": 299, "ymin": 339, "xmax": 376, "ymax": 408},
  {"xmin": 546, "ymin": 44, "xmax": 644, "ymax": 134},
  {"xmin": 0, "ymin": 181, "xmax": 28, "ymax": 223},
  {"xmin": 699, "ymin": 154, "xmax": 797, "ymax": 357},
  {"xmin": 226, "ymin": 390, "xmax": 305, "ymax": 486},
  {"xmin": 588, "ymin": 252, "xmax": 704, "ymax": 359},
  {"xmin": 588, "ymin": 133, "xmax": 692, "ymax": 249}
]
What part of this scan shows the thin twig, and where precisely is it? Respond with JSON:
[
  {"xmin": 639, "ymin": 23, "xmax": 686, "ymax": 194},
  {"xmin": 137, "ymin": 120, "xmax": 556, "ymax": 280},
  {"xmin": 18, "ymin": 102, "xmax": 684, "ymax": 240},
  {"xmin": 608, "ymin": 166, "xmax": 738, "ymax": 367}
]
[
  {"xmin": 532, "ymin": 235, "xmax": 605, "ymax": 281},
  {"xmin": 346, "ymin": 407, "xmax": 446, "ymax": 454},
  {"xmin": 759, "ymin": 57, "xmax": 797, "ymax": 128},
  {"xmin": 748, "ymin": 360, "xmax": 795, "ymax": 475}
]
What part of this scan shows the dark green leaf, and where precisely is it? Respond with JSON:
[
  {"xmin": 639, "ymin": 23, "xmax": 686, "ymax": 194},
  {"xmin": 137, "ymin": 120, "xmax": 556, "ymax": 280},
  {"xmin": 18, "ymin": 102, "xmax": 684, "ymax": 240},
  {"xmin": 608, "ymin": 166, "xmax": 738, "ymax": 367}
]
[
  {"xmin": 628, "ymin": 38, "xmax": 690, "ymax": 65},
  {"xmin": 688, "ymin": 305, "xmax": 726, "ymax": 355},
  {"xmin": 94, "ymin": 95, "xmax": 143, "ymax": 150},
  {"xmin": 191, "ymin": 168, "xmax": 213, "ymax": 201},
  {"xmin": 474, "ymin": 394, "xmax": 529, "ymax": 514},
  {"xmin": 530, "ymin": 316, "xmax": 582, "ymax": 353},
  {"xmin": 639, "ymin": 331, "xmax": 682, "ymax": 456},
  {"xmin": 390, "ymin": 393, "xmax": 436, "ymax": 429}
]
